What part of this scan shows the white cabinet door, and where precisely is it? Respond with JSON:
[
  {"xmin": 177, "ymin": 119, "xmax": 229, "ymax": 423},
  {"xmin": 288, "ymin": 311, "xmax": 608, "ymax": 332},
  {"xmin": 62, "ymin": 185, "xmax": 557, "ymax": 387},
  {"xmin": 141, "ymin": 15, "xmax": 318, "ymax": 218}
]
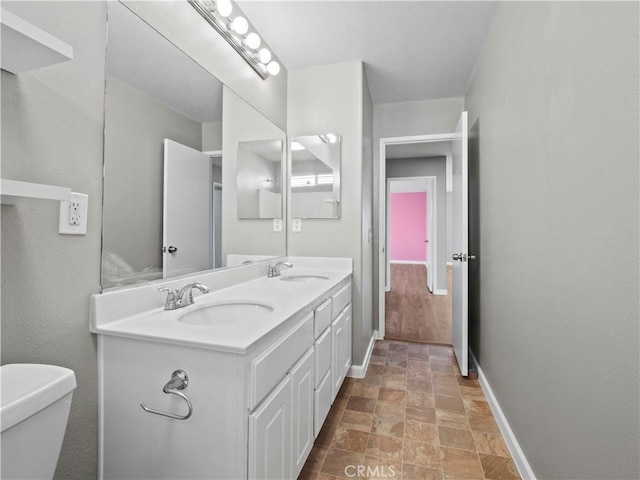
[
  {"xmin": 342, "ymin": 306, "xmax": 352, "ymax": 378},
  {"xmin": 249, "ymin": 375, "xmax": 292, "ymax": 480},
  {"xmin": 331, "ymin": 312, "xmax": 345, "ymax": 401},
  {"xmin": 290, "ymin": 348, "xmax": 314, "ymax": 479}
]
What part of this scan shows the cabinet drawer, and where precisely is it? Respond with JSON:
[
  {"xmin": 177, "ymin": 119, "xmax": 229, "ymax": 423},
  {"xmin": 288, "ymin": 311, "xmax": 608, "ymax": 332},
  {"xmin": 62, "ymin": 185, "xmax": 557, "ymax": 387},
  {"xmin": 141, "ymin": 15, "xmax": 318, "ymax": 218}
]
[
  {"xmin": 250, "ymin": 312, "xmax": 314, "ymax": 410},
  {"xmin": 314, "ymin": 327, "xmax": 331, "ymax": 387},
  {"xmin": 314, "ymin": 299, "xmax": 332, "ymax": 338},
  {"xmin": 331, "ymin": 283, "xmax": 351, "ymax": 318},
  {"xmin": 314, "ymin": 370, "xmax": 332, "ymax": 438}
]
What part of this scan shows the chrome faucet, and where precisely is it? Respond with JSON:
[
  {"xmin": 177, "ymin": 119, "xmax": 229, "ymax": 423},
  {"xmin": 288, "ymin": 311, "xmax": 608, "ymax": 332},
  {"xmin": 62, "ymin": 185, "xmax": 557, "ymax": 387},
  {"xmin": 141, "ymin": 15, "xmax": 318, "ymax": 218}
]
[
  {"xmin": 158, "ymin": 282, "xmax": 210, "ymax": 310},
  {"xmin": 267, "ymin": 261, "xmax": 293, "ymax": 278}
]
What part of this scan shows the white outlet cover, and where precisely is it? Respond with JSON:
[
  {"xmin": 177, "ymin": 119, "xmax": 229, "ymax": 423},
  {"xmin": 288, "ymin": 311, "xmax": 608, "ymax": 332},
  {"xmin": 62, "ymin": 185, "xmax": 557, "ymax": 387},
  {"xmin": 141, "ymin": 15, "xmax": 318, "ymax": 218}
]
[
  {"xmin": 59, "ymin": 192, "xmax": 88, "ymax": 235},
  {"xmin": 273, "ymin": 218, "xmax": 282, "ymax": 232},
  {"xmin": 292, "ymin": 218, "xmax": 302, "ymax": 232}
]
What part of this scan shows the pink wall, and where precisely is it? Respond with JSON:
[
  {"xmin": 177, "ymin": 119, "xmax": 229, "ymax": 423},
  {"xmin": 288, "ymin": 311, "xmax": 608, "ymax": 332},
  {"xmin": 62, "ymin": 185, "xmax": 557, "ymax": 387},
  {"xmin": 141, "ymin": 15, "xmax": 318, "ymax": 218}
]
[{"xmin": 390, "ymin": 192, "xmax": 427, "ymax": 262}]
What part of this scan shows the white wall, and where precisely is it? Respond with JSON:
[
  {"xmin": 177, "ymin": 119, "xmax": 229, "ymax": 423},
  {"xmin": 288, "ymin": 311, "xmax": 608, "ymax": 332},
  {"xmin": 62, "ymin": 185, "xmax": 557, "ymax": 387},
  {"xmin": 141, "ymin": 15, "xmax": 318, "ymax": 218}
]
[
  {"xmin": 287, "ymin": 61, "xmax": 374, "ymax": 365},
  {"xmin": 0, "ymin": 3, "xmax": 287, "ymax": 478},
  {"xmin": 373, "ymin": 97, "xmax": 464, "ymax": 328},
  {"xmin": 466, "ymin": 2, "xmax": 639, "ymax": 478}
]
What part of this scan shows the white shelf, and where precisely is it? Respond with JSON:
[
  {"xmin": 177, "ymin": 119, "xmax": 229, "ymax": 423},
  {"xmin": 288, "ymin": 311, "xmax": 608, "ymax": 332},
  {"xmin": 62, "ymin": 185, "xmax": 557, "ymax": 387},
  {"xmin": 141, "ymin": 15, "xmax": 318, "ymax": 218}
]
[
  {"xmin": 1, "ymin": 179, "xmax": 72, "ymax": 205},
  {"xmin": 1, "ymin": 8, "xmax": 73, "ymax": 74}
]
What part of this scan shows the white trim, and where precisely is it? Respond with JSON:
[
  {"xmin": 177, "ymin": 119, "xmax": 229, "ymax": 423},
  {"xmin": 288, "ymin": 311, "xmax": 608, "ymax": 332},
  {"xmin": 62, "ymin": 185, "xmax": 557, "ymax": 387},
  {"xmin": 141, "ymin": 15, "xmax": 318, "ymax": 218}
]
[
  {"xmin": 348, "ymin": 331, "xmax": 377, "ymax": 378},
  {"xmin": 390, "ymin": 260, "xmax": 427, "ymax": 265},
  {"xmin": 470, "ymin": 351, "xmax": 537, "ymax": 480},
  {"xmin": 375, "ymin": 330, "xmax": 384, "ymax": 340},
  {"xmin": 433, "ymin": 289, "xmax": 448, "ymax": 296}
]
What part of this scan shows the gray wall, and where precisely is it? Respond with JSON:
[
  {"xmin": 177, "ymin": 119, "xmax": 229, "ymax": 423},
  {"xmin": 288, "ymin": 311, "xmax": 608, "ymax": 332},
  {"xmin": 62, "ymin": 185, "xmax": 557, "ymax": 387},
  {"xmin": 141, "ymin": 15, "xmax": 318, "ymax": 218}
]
[
  {"xmin": 103, "ymin": 75, "xmax": 202, "ymax": 274},
  {"xmin": 0, "ymin": 3, "xmax": 106, "ymax": 478},
  {"xmin": 465, "ymin": 2, "xmax": 639, "ymax": 479},
  {"xmin": 288, "ymin": 61, "xmax": 374, "ymax": 365},
  {"xmin": 373, "ymin": 98, "xmax": 464, "ymax": 329},
  {"xmin": 0, "ymin": 3, "xmax": 287, "ymax": 479},
  {"xmin": 361, "ymin": 68, "xmax": 374, "ymax": 355},
  {"xmin": 386, "ymin": 157, "xmax": 447, "ymax": 292}
]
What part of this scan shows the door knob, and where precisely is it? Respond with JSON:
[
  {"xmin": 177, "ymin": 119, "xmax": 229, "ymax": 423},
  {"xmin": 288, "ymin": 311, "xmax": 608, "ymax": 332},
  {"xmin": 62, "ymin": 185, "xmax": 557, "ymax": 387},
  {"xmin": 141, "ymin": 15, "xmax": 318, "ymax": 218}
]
[
  {"xmin": 164, "ymin": 246, "xmax": 178, "ymax": 254},
  {"xmin": 469, "ymin": 254, "xmax": 477, "ymax": 261},
  {"xmin": 452, "ymin": 253, "xmax": 463, "ymax": 261}
]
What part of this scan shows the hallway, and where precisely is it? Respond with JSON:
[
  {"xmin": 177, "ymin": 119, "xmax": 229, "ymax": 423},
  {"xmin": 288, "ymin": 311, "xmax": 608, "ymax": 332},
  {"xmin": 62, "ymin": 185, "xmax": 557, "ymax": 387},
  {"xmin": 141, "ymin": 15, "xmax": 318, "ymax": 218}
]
[{"xmin": 385, "ymin": 264, "xmax": 452, "ymax": 345}]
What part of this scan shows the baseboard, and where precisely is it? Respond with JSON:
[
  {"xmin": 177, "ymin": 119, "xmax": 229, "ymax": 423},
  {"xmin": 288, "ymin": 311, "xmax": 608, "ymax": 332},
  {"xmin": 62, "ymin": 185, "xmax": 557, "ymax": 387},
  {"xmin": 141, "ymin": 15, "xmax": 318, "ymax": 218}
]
[
  {"xmin": 469, "ymin": 351, "xmax": 536, "ymax": 480},
  {"xmin": 390, "ymin": 260, "xmax": 427, "ymax": 265},
  {"xmin": 433, "ymin": 289, "xmax": 448, "ymax": 296},
  {"xmin": 375, "ymin": 330, "xmax": 384, "ymax": 340},
  {"xmin": 348, "ymin": 330, "xmax": 378, "ymax": 378}
]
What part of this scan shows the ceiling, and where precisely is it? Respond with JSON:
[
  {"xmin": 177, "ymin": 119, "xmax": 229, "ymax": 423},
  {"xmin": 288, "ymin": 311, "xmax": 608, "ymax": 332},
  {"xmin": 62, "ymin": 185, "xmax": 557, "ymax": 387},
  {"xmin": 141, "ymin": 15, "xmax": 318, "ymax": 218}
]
[{"xmin": 237, "ymin": 1, "xmax": 499, "ymax": 104}]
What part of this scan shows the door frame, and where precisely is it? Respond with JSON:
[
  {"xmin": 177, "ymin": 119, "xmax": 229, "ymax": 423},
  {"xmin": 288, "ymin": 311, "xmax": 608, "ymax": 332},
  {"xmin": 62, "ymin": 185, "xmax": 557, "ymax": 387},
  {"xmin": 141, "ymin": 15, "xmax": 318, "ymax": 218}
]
[
  {"xmin": 379, "ymin": 133, "xmax": 455, "ymax": 339},
  {"xmin": 385, "ymin": 176, "xmax": 437, "ymax": 294}
]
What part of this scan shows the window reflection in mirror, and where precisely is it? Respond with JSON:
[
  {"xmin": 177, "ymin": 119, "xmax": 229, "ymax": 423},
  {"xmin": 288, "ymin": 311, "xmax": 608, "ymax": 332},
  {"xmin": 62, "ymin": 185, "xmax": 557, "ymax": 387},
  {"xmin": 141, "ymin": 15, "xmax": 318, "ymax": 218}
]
[
  {"xmin": 236, "ymin": 139, "xmax": 283, "ymax": 219},
  {"xmin": 290, "ymin": 134, "xmax": 341, "ymax": 218}
]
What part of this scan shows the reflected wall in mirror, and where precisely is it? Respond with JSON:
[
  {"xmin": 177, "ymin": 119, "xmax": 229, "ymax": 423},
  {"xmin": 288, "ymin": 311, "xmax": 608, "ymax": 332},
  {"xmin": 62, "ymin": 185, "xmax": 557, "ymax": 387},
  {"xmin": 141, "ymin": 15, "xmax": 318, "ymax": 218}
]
[
  {"xmin": 290, "ymin": 134, "xmax": 341, "ymax": 218},
  {"xmin": 101, "ymin": 3, "xmax": 285, "ymax": 290},
  {"xmin": 237, "ymin": 139, "xmax": 283, "ymax": 219}
]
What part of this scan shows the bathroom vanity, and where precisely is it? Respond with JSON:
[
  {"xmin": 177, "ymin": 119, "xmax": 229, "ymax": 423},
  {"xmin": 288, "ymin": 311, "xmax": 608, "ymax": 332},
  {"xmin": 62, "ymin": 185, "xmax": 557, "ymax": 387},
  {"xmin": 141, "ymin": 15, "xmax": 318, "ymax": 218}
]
[{"xmin": 93, "ymin": 258, "xmax": 352, "ymax": 480}]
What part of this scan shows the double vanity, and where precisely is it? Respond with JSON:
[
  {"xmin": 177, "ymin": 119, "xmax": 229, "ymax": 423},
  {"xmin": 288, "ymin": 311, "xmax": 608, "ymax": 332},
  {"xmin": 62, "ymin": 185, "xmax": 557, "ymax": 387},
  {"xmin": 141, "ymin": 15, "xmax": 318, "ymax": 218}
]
[{"xmin": 92, "ymin": 257, "xmax": 352, "ymax": 480}]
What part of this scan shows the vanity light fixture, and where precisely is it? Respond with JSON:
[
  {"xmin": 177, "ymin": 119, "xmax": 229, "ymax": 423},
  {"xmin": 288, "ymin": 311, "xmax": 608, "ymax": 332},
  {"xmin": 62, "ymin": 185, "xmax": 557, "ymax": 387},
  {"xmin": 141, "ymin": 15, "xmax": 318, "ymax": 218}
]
[
  {"xmin": 189, "ymin": 0, "xmax": 280, "ymax": 79},
  {"xmin": 318, "ymin": 133, "xmax": 338, "ymax": 144}
]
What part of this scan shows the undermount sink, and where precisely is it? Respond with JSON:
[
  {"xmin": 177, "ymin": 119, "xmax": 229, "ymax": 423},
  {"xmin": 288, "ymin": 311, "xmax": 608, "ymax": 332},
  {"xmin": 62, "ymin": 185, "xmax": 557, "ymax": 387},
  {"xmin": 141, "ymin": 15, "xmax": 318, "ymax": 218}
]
[
  {"xmin": 279, "ymin": 275, "xmax": 329, "ymax": 283},
  {"xmin": 178, "ymin": 300, "xmax": 274, "ymax": 326}
]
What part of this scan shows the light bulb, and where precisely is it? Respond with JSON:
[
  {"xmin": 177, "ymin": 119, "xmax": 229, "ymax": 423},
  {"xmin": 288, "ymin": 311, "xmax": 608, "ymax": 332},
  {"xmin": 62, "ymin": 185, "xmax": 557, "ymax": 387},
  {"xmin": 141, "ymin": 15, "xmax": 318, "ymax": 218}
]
[
  {"xmin": 291, "ymin": 141, "xmax": 305, "ymax": 151},
  {"xmin": 216, "ymin": 0, "xmax": 232, "ymax": 17},
  {"xmin": 258, "ymin": 48, "xmax": 271, "ymax": 64},
  {"xmin": 232, "ymin": 16, "xmax": 248, "ymax": 35},
  {"xmin": 267, "ymin": 61, "xmax": 280, "ymax": 76},
  {"xmin": 246, "ymin": 32, "xmax": 261, "ymax": 50},
  {"xmin": 327, "ymin": 133, "xmax": 337, "ymax": 144}
]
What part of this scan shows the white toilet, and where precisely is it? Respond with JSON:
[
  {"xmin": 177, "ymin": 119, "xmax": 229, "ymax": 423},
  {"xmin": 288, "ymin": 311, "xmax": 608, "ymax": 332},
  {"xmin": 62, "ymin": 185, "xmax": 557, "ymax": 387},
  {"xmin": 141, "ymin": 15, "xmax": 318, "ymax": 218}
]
[{"xmin": 0, "ymin": 364, "xmax": 76, "ymax": 480}]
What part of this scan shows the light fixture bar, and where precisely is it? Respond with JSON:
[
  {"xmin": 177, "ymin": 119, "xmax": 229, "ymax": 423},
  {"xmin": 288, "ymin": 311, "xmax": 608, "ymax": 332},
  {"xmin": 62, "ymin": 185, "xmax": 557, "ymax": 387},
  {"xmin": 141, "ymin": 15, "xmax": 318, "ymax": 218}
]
[{"xmin": 189, "ymin": 0, "xmax": 268, "ymax": 79}]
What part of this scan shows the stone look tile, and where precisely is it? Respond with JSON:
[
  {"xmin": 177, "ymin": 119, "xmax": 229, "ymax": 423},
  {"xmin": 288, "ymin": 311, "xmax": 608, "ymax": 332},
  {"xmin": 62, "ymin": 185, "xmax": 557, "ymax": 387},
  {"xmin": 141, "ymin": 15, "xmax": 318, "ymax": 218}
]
[
  {"xmin": 439, "ymin": 447, "xmax": 484, "ymax": 479},
  {"xmin": 402, "ymin": 439, "xmax": 441, "ymax": 469},
  {"xmin": 321, "ymin": 449, "xmax": 365, "ymax": 478},
  {"xmin": 434, "ymin": 395, "xmax": 465, "ymax": 413},
  {"xmin": 479, "ymin": 453, "xmax": 521, "ymax": 479},
  {"xmin": 366, "ymin": 434, "xmax": 404, "ymax": 461},
  {"xmin": 372, "ymin": 415, "xmax": 404, "ymax": 438},
  {"xmin": 378, "ymin": 387, "xmax": 406, "ymax": 402},
  {"xmin": 463, "ymin": 398, "xmax": 493, "ymax": 417},
  {"xmin": 402, "ymin": 463, "xmax": 442, "ymax": 480},
  {"xmin": 437, "ymin": 426, "xmax": 476, "ymax": 451},
  {"xmin": 473, "ymin": 432, "xmax": 511, "ymax": 458},
  {"xmin": 298, "ymin": 340, "xmax": 521, "ymax": 480},
  {"xmin": 332, "ymin": 426, "xmax": 369, "ymax": 454},
  {"xmin": 340, "ymin": 410, "xmax": 374, "ymax": 433},
  {"xmin": 404, "ymin": 420, "xmax": 439, "ymax": 445},
  {"xmin": 346, "ymin": 396, "xmax": 376, "ymax": 414}
]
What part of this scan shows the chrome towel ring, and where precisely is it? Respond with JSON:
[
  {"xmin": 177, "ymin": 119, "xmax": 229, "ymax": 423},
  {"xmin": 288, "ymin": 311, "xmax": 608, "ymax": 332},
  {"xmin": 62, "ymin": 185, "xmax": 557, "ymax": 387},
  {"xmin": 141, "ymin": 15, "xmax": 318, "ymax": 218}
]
[{"xmin": 140, "ymin": 370, "xmax": 193, "ymax": 420}]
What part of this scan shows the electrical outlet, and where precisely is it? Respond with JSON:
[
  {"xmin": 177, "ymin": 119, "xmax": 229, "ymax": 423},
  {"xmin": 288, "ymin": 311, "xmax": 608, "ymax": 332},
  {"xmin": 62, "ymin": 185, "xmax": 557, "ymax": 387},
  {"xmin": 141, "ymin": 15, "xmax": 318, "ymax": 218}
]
[
  {"xmin": 59, "ymin": 192, "xmax": 88, "ymax": 235},
  {"xmin": 292, "ymin": 218, "xmax": 302, "ymax": 232},
  {"xmin": 273, "ymin": 218, "xmax": 282, "ymax": 232}
]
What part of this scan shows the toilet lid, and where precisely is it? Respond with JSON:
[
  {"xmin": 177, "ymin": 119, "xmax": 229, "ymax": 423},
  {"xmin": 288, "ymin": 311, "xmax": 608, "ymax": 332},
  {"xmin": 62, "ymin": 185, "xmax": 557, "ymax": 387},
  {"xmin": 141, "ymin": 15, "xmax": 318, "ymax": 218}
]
[{"xmin": 0, "ymin": 364, "xmax": 76, "ymax": 432}]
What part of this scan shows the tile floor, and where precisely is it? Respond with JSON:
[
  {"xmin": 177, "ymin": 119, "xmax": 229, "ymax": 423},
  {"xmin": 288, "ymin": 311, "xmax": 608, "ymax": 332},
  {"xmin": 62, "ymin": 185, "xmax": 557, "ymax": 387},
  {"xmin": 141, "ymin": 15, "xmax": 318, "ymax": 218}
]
[{"xmin": 298, "ymin": 340, "xmax": 520, "ymax": 480}]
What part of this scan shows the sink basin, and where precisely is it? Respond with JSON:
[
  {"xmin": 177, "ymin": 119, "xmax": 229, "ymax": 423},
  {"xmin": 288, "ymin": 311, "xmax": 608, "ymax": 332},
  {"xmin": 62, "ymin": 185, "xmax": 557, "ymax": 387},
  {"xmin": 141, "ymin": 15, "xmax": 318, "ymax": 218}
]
[
  {"xmin": 279, "ymin": 275, "xmax": 329, "ymax": 283},
  {"xmin": 178, "ymin": 300, "xmax": 274, "ymax": 326}
]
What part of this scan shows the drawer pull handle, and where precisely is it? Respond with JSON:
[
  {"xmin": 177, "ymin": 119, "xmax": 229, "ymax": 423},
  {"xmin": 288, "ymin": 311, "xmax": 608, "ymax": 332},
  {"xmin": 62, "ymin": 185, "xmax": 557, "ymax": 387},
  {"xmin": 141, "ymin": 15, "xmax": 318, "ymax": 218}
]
[{"xmin": 140, "ymin": 370, "xmax": 193, "ymax": 420}]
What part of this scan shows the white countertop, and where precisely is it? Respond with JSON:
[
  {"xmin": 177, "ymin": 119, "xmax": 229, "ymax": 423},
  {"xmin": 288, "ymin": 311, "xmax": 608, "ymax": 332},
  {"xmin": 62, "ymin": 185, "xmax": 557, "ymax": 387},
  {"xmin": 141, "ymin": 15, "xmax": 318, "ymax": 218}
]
[{"xmin": 94, "ymin": 267, "xmax": 351, "ymax": 354}]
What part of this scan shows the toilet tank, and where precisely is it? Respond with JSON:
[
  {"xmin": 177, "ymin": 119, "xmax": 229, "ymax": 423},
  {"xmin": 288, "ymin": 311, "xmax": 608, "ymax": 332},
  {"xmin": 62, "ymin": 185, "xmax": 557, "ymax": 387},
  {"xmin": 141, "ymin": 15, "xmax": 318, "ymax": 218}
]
[{"xmin": 1, "ymin": 364, "xmax": 76, "ymax": 480}]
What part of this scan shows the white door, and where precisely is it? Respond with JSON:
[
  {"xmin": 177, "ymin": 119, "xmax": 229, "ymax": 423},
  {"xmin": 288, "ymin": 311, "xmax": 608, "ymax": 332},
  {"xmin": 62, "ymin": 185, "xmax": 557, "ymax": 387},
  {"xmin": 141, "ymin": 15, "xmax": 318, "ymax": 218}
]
[
  {"xmin": 425, "ymin": 179, "xmax": 434, "ymax": 293},
  {"xmin": 163, "ymin": 139, "xmax": 212, "ymax": 278},
  {"xmin": 451, "ymin": 112, "xmax": 469, "ymax": 376},
  {"xmin": 290, "ymin": 349, "xmax": 314, "ymax": 479}
]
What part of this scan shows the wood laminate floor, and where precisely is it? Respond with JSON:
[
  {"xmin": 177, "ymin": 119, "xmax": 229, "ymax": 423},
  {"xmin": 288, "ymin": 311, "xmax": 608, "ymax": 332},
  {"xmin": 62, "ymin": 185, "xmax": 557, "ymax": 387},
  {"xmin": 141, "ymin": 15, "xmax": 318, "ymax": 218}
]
[{"xmin": 385, "ymin": 264, "xmax": 452, "ymax": 345}]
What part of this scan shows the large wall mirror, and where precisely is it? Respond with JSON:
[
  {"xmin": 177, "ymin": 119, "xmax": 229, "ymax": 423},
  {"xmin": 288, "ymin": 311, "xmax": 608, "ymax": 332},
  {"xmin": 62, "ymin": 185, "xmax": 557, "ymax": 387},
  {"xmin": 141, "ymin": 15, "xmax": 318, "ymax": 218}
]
[
  {"xmin": 101, "ymin": 2, "xmax": 285, "ymax": 289},
  {"xmin": 290, "ymin": 134, "xmax": 341, "ymax": 219}
]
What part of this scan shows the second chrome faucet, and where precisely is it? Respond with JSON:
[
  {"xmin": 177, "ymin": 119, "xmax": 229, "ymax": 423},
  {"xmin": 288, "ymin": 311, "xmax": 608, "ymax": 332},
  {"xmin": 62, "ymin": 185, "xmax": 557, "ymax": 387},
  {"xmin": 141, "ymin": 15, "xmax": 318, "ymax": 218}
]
[
  {"xmin": 158, "ymin": 282, "xmax": 210, "ymax": 310},
  {"xmin": 267, "ymin": 262, "xmax": 293, "ymax": 278}
]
